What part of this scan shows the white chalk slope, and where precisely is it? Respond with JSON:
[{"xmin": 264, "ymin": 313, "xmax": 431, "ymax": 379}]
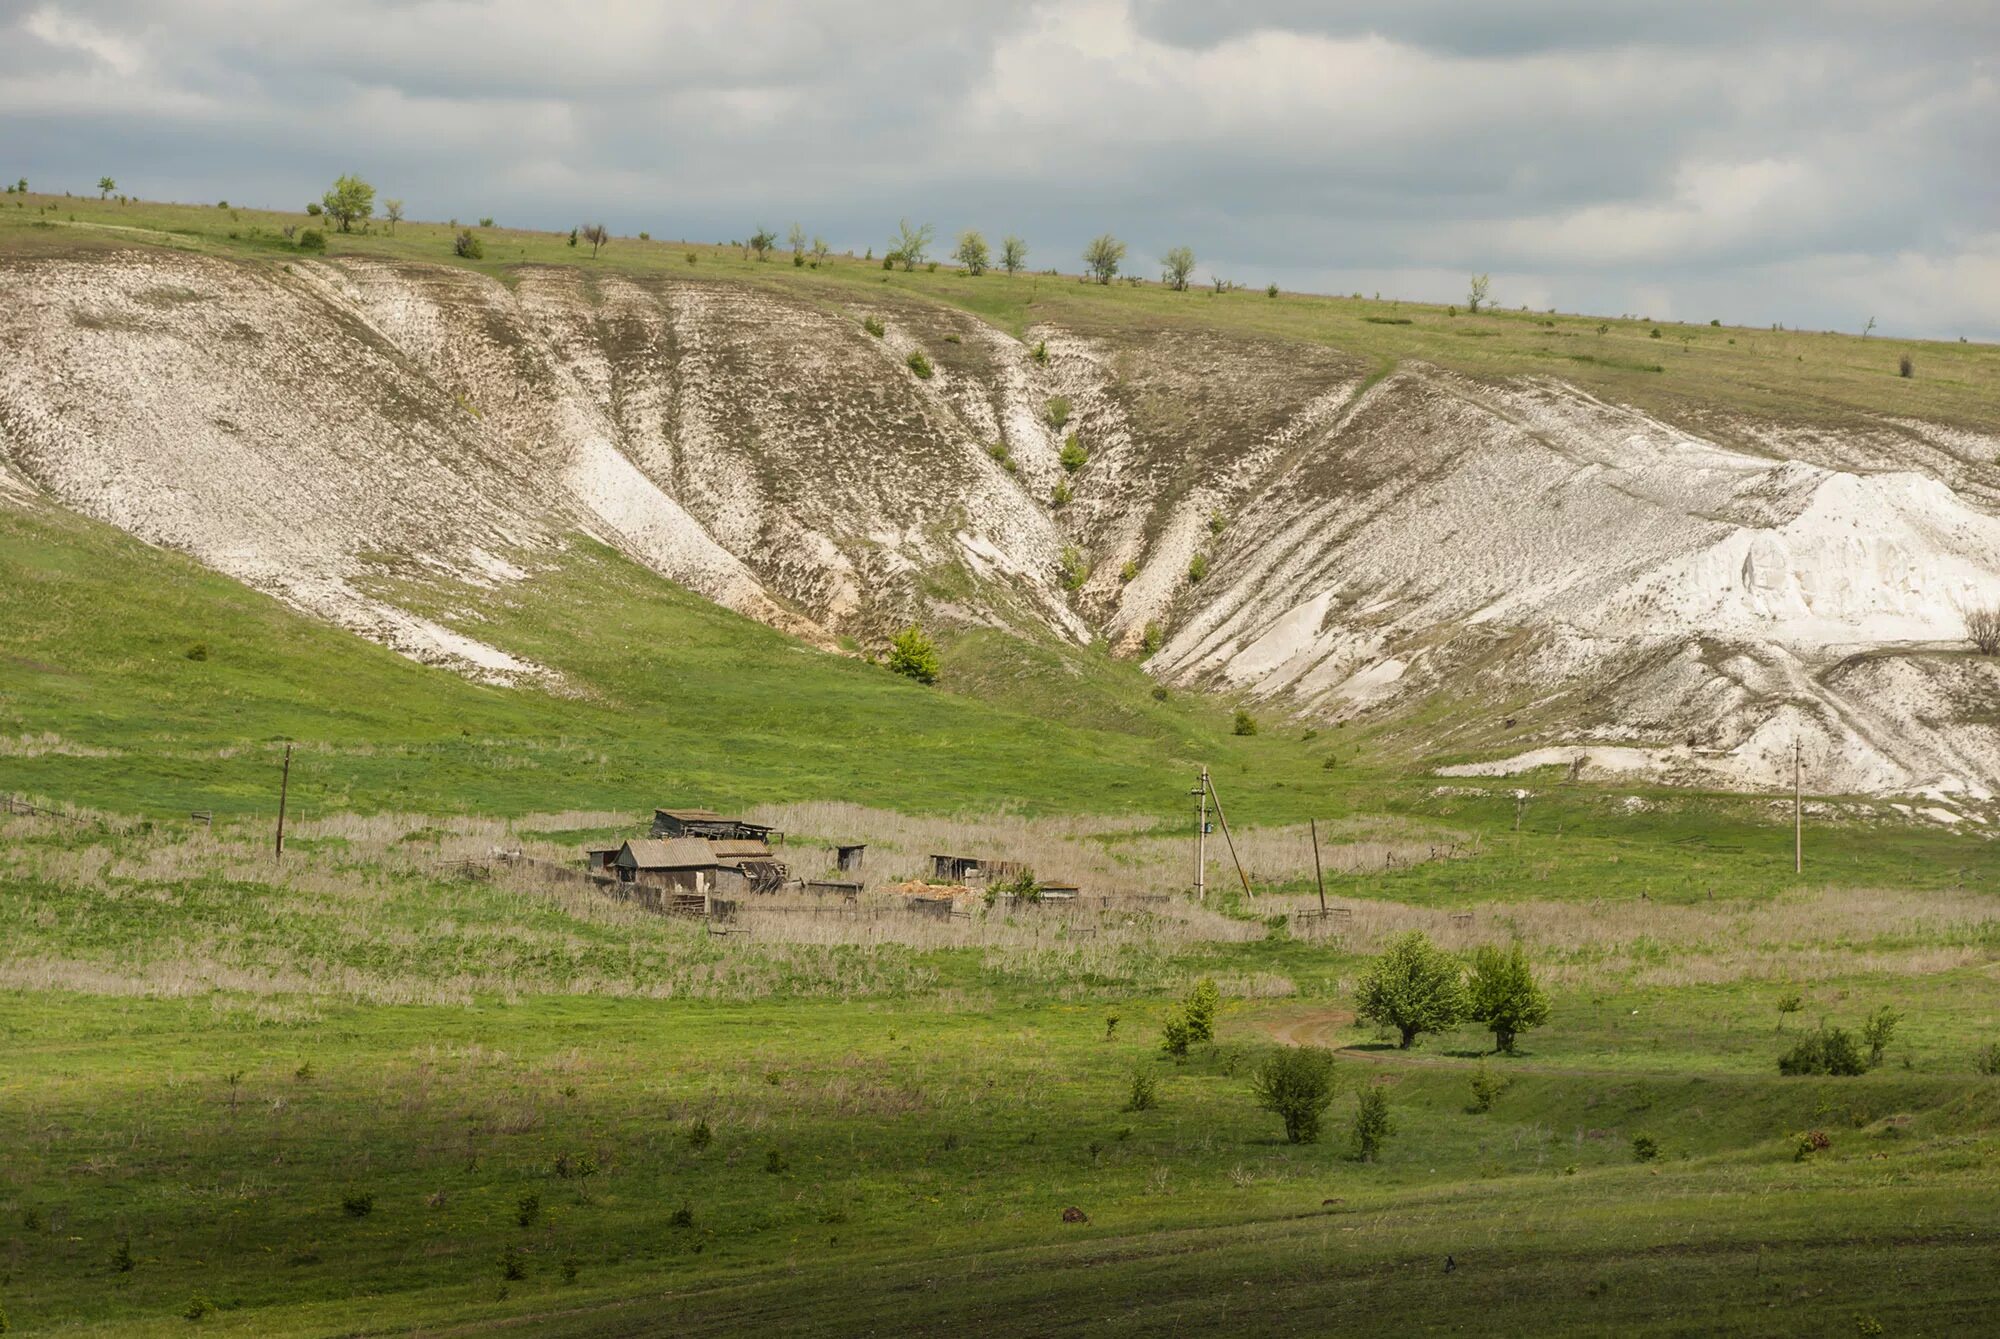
[{"xmin": 1, "ymin": 251, "xmax": 1996, "ymax": 801}]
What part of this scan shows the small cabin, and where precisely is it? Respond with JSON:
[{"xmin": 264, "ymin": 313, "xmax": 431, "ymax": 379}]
[
  {"xmin": 615, "ymin": 838, "xmax": 725, "ymax": 891},
  {"xmin": 583, "ymin": 847, "xmax": 620, "ymax": 875},
  {"xmin": 651, "ymin": 807, "xmax": 781, "ymax": 844},
  {"xmin": 833, "ymin": 843, "xmax": 866, "ymax": 874}
]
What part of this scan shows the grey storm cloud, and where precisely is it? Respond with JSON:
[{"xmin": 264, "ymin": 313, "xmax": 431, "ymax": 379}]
[{"xmin": 4, "ymin": 0, "xmax": 1995, "ymax": 338}]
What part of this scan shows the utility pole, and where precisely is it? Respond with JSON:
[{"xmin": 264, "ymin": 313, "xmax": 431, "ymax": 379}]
[
  {"xmin": 275, "ymin": 742, "xmax": 293, "ymax": 859},
  {"xmin": 1204, "ymin": 770, "xmax": 1254, "ymax": 902},
  {"xmin": 1309, "ymin": 817, "xmax": 1327, "ymax": 914},
  {"xmin": 1793, "ymin": 736, "xmax": 1802, "ymax": 875},
  {"xmin": 1192, "ymin": 767, "xmax": 1208, "ymax": 902}
]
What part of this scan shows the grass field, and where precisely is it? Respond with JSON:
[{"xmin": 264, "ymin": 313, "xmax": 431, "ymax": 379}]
[{"xmin": 0, "ymin": 809, "xmax": 1995, "ymax": 1336}]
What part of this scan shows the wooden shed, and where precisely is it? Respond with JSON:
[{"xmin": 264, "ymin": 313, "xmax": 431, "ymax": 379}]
[
  {"xmin": 833, "ymin": 843, "xmax": 866, "ymax": 874},
  {"xmin": 614, "ymin": 838, "xmax": 726, "ymax": 891},
  {"xmin": 928, "ymin": 854, "xmax": 1024, "ymax": 886},
  {"xmin": 651, "ymin": 807, "xmax": 781, "ymax": 843}
]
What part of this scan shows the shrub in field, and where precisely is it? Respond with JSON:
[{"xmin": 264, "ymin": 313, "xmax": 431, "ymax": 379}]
[
  {"xmin": 341, "ymin": 1192, "xmax": 374, "ymax": 1218},
  {"xmin": 1349, "ymin": 1083, "xmax": 1392, "ymax": 1160},
  {"xmin": 296, "ymin": 229, "xmax": 326, "ymax": 253},
  {"xmin": 1046, "ymin": 396, "xmax": 1071, "ymax": 429},
  {"xmin": 686, "ymin": 1117, "xmax": 712, "ymax": 1150},
  {"xmin": 1466, "ymin": 942, "xmax": 1550, "ymax": 1054},
  {"xmin": 765, "ymin": 1149, "xmax": 788, "ymax": 1174},
  {"xmin": 305, "ymin": 201, "xmax": 322, "ymax": 216},
  {"xmin": 561, "ymin": 1255, "xmax": 580, "ymax": 1284},
  {"xmin": 1084, "ymin": 233, "xmax": 1126, "ymax": 284},
  {"xmin": 1976, "ymin": 1043, "xmax": 2000, "ymax": 1076},
  {"xmin": 1631, "ymin": 1134, "xmax": 1659, "ymax": 1162},
  {"xmin": 1119, "ymin": 560, "xmax": 1138, "ymax": 582},
  {"xmin": 1232, "ymin": 710, "xmax": 1257, "ymax": 736},
  {"xmin": 1793, "ymin": 1129, "xmax": 1831, "ymax": 1161},
  {"xmin": 516, "ymin": 1193, "xmax": 540, "ymax": 1227},
  {"xmin": 1899, "ymin": 355, "xmax": 1913, "ymax": 378},
  {"xmin": 887, "ymin": 625, "xmax": 940, "ymax": 684},
  {"xmin": 1252, "ymin": 1045, "xmax": 1339, "ymax": 1144},
  {"xmin": 1779, "ymin": 1026, "xmax": 1866, "ymax": 1076},
  {"xmin": 499, "ymin": 1247, "xmax": 527, "ymax": 1280},
  {"xmin": 863, "ymin": 315, "xmax": 885, "ymax": 338},
  {"xmin": 1187, "ymin": 553, "xmax": 1209, "ymax": 584},
  {"xmin": 184, "ymin": 642, "xmax": 209, "ymax": 661},
  {"xmin": 112, "ymin": 1234, "xmax": 135, "ymax": 1272},
  {"xmin": 320, "ymin": 174, "xmax": 374, "ymax": 232},
  {"xmin": 184, "ymin": 1292, "xmax": 216, "ymax": 1321},
  {"xmin": 1356, "ymin": 931, "xmax": 1466, "ymax": 1048},
  {"xmin": 1467, "ymin": 1064, "xmax": 1506, "ymax": 1114},
  {"xmin": 1184, "ymin": 978, "xmax": 1220, "ymax": 1043},
  {"xmin": 669, "ymin": 1205, "xmax": 694, "ymax": 1228},
  {"xmin": 1266, "ymin": 282, "xmax": 1279, "ymax": 298},
  {"xmin": 1150, "ymin": 685, "xmax": 1169, "ymax": 702},
  {"xmin": 1051, "ymin": 479, "xmax": 1072, "ymax": 507},
  {"xmin": 906, "ymin": 351, "xmax": 933, "ymax": 379},
  {"xmin": 1031, "ymin": 339, "xmax": 1049, "ymax": 365},
  {"xmin": 1969, "ymin": 604, "xmax": 2000, "ymax": 655},
  {"xmin": 1861, "ymin": 1007, "xmax": 1901, "ymax": 1067},
  {"xmin": 1060, "ymin": 435, "xmax": 1087, "ymax": 473},
  {"xmin": 1160, "ymin": 1013, "xmax": 1194, "ymax": 1059},
  {"xmin": 1142, "ymin": 621, "xmax": 1162, "ymax": 655},
  {"xmin": 1777, "ymin": 990, "xmax": 1804, "ymax": 1028},
  {"xmin": 1125, "ymin": 1070, "xmax": 1159, "ymax": 1112},
  {"xmin": 453, "ymin": 229, "xmax": 483, "ymax": 259},
  {"xmin": 1057, "ymin": 546, "xmax": 1088, "ymax": 592},
  {"xmin": 1104, "ymin": 1012, "xmax": 1120, "ymax": 1040}
]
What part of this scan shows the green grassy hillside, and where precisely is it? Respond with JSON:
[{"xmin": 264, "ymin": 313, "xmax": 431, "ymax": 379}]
[{"xmin": 4, "ymin": 191, "xmax": 1994, "ymax": 436}]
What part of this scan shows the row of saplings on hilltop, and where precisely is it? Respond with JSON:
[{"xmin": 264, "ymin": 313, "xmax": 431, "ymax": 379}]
[{"xmin": 1155, "ymin": 933, "xmax": 1933, "ymax": 1153}]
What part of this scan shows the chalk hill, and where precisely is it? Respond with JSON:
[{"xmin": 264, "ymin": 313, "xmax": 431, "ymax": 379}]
[{"xmin": 3, "ymin": 247, "xmax": 1998, "ymax": 804}]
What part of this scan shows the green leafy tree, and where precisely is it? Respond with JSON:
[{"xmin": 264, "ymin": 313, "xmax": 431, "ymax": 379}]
[
  {"xmin": 1184, "ymin": 977, "xmax": 1220, "ymax": 1043},
  {"xmin": 787, "ymin": 221, "xmax": 806, "ymax": 260},
  {"xmin": 1001, "ymin": 234, "xmax": 1028, "ymax": 274},
  {"xmin": 1251, "ymin": 1045, "xmax": 1338, "ymax": 1143},
  {"xmin": 1350, "ymin": 1083, "xmax": 1393, "ymax": 1160},
  {"xmin": 383, "ymin": 198, "xmax": 403, "ymax": 233},
  {"xmin": 1161, "ymin": 245, "xmax": 1195, "ymax": 291},
  {"xmin": 1466, "ymin": 942, "xmax": 1550, "ymax": 1054},
  {"xmin": 953, "ymin": 230, "xmax": 990, "ymax": 276},
  {"xmin": 887, "ymin": 625, "xmax": 940, "ymax": 684},
  {"xmin": 97, "ymin": 175, "xmax": 115, "ymax": 199},
  {"xmin": 1467, "ymin": 273, "xmax": 1490, "ymax": 314},
  {"xmin": 1356, "ymin": 931, "xmax": 1466, "ymax": 1048},
  {"xmin": 320, "ymin": 173, "xmax": 375, "ymax": 232},
  {"xmin": 1083, "ymin": 233, "xmax": 1126, "ymax": 284},
  {"xmin": 1862, "ymin": 1007, "xmax": 1902, "ymax": 1068},
  {"xmin": 749, "ymin": 226, "xmax": 777, "ymax": 260},
  {"xmin": 892, "ymin": 218, "xmax": 934, "ymax": 272},
  {"xmin": 1778, "ymin": 1026, "xmax": 1866, "ymax": 1076},
  {"xmin": 810, "ymin": 235, "xmax": 830, "ymax": 267}
]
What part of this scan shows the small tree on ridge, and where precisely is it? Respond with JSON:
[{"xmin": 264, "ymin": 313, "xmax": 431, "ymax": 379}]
[
  {"xmin": 1084, "ymin": 233, "xmax": 1126, "ymax": 285},
  {"xmin": 321, "ymin": 174, "xmax": 375, "ymax": 233},
  {"xmin": 1356, "ymin": 931, "xmax": 1465, "ymax": 1048},
  {"xmin": 1161, "ymin": 245, "xmax": 1195, "ymax": 292}
]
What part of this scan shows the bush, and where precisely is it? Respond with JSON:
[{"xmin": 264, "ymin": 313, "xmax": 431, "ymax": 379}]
[
  {"xmin": 1031, "ymin": 340, "xmax": 1049, "ymax": 365},
  {"xmin": 1208, "ymin": 511, "xmax": 1225, "ymax": 535},
  {"xmin": 1184, "ymin": 978, "xmax": 1219, "ymax": 1043},
  {"xmin": 686, "ymin": 1117, "xmax": 712, "ymax": 1150},
  {"xmin": 1057, "ymin": 545, "xmax": 1088, "ymax": 592},
  {"xmin": 1252, "ymin": 1046, "xmax": 1339, "ymax": 1143},
  {"xmin": 1150, "ymin": 684, "xmax": 1168, "ymax": 702},
  {"xmin": 478, "ymin": 216, "xmax": 494, "ymax": 228},
  {"xmin": 1160, "ymin": 1014, "xmax": 1193, "ymax": 1059},
  {"xmin": 669, "ymin": 1205, "xmax": 694, "ymax": 1228},
  {"xmin": 1356, "ymin": 931, "xmax": 1466, "ymax": 1048},
  {"xmin": 320, "ymin": 174, "xmax": 374, "ymax": 232},
  {"xmin": 863, "ymin": 315, "xmax": 885, "ymax": 338},
  {"xmin": 1777, "ymin": 991, "xmax": 1804, "ymax": 1027},
  {"xmin": 305, "ymin": 201, "xmax": 322, "ymax": 216},
  {"xmin": 1467, "ymin": 1065, "xmax": 1505, "ymax": 1114},
  {"xmin": 1119, "ymin": 559, "xmax": 1139, "ymax": 582},
  {"xmin": 905, "ymin": 351, "xmax": 933, "ymax": 379},
  {"xmin": 1976, "ymin": 1042, "xmax": 2000, "ymax": 1076},
  {"xmin": 1125, "ymin": 1070, "xmax": 1159, "ymax": 1112},
  {"xmin": 341, "ymin": 1192, "xmax": 374, "ymax": 1218},
  {"xmin": 1045, "ymin": 396, "xmax": 1071, "ymax": 429},
  {"xmin": 561, "ymin": 1255, "xmax": 581, "ymax": 1283},
  {"xmin": 184, "ymin": 642, "xmax": 209, "ymax": 661},
  {"xmin": 184, "ymin": 1292, "xmax": 216, "ymax": 1321},
  {"xmin": 453, "ymin": 229, "xmax": 483, "ymax": 259},
  {"xmin": 887, "ymin": 625, "xmax": 940, "ymax": 684},
  {"xmin": 500, "ymin": 1246, "xmax": 527, "ymax": 1280},
  {"xmin": 1083, "ymin": 233, "xmax": 1126, "ymax": 284},
  {"xmin": 1779, "ymin": 1026, "xmax": 1867, "ymax": 1076},
  {"xmin": 1231, "ymin": 710, "xmax": 1257, "ymax": 736},
  {"xmin": 112, "ymin": 1234, "xmax": 135, "ymax": 1272},
  {"xmin": 1059, "ymin": 435, "xmax": 1087, "ymax": 473},
  {"xmin": 296, "ymin": 229, "xmax": 326, "ymax": 253},
  {"xmin": 1899, "ymin": 354, "xmax": 1913, "ymax": 378},
  {"xmin": 764, "ymin": 1149, "xmax": 788, "ymax": 1174},
  {"xmin": 1861, "ymin": 1007, "xmax": 1901, "ymax": 1067},
  {"xmin": 1187, "ymin": 553, "xmax": 1209, "ymax": 584},
  {"xmin": 1631, "ymin": 1134, "xmax": 1660, "ymax": 1162},
  {"xmin": 1794, "ymin": 1129, "xmax": 1831, "ymax": 1161},
  {"xmin": 1050, "ymin": 480, "xmax": 1072, "ymax": 507},
  {"xmin": 1141, "ymin": 622, "xmax": 1162, "ymax": 655},
  {"xmin": 515, "ymin": 1193, "xmax": 540, "ymax": 1227},
  {"xmin": 1350, "ymin": 1083, "xmax": 1393, "ymax": 1159},
  {"xmin": 1969, "ymin": 604, "xmax": 2000, "ymax": 655},
  {"xmin": 1466, "ymin": 942, "xmax": 1551, "ymax": 1054},
  {"xmin": 1266, "ymin": 283, "xmax": 1279, "ymax": 298}
]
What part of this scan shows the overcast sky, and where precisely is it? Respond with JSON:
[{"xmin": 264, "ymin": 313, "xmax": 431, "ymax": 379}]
[{"xmin": 6, "ymin": 1, "xmax": 1997, "ymax": 339}]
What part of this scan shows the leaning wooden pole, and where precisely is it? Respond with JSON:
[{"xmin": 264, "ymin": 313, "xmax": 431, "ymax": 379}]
[
  {"xmin": 275, "ymin": 742, "xmax": 293, "ymax": 860},
  {"xmin": 1793, "ymin": 736, "xmax": 1802, "ymax": 875},
  {"xmin": 1309, "ymin": 817, "xmax": 1327, "ymax": 914},
  {"xmin": 1204, "ymin": 772, "xmax": 1254, "ymax": 902}
]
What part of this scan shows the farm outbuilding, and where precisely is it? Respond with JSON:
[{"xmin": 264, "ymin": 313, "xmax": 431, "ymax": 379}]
[
  {"xmin": 833, "ymin": 843, "xmax": 866, "ymax": 874},
  {"xmin": 651, "ymin": 807, "xmax": 781, "ymax": 843},
  {"xmin": 928, "ymin": 853, "xmax": 1023, "ymax": 885},
  {"xmin": 615, "ymin": 838, "xmax": 727, "ymax": 891}
]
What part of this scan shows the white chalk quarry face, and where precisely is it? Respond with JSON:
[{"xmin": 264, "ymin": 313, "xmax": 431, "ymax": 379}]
[{"xmin": 0, "ymin": 251, "xmax": 1996, "ymax": 801}]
